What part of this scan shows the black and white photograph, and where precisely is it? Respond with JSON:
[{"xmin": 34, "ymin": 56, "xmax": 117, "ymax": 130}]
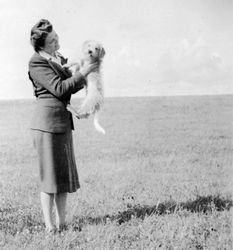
[{"xmin": 0, "ymin": 0, "xmax": 232, "ymax": 249}]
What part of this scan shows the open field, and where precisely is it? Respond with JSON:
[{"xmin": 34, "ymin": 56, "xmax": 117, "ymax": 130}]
[{"xmin": 0, "ymin": 95, "xmax": 232, "ymax": 249}]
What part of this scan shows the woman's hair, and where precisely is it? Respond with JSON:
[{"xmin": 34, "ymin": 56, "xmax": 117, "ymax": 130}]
[{"xmin": 30, "ymin": 19, "xmax": 53, "ymax": 52}]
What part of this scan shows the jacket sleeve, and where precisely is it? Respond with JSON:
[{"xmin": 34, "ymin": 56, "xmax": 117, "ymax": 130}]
[{"xmin": 29, "ymin": 58, "xmax": 85, "ymax": 99}]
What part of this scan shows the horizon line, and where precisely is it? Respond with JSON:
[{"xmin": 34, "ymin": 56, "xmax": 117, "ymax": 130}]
[{"xmin": 0, "ymin": 93, "xmax": 232, "ymax": 102}]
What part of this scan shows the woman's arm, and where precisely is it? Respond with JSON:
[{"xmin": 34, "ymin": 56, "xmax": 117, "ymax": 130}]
[{"xmin": 29, "ymin": 58, "xmax": 85, "ymax": 99}]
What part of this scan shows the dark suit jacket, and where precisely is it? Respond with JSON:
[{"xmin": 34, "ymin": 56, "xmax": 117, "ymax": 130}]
[{"xmin": 28, "ymin": 52, "xmax": 85, "ymax": 133}]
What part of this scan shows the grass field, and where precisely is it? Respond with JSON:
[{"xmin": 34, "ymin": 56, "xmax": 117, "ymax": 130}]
[{"xmin": 0, "ymin": 95, "xmax": 232, "ymax": 249}]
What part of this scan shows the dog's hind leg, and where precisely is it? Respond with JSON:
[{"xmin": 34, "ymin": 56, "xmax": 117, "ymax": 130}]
[{"xmin": 93, "ymin": 111, "xmax": 105, "ymax": 134}]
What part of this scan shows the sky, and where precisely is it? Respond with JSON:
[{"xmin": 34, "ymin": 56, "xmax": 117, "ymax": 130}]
[{"xmin": 0, "ymin": 0, "xmax": 233, "ymax": 99}]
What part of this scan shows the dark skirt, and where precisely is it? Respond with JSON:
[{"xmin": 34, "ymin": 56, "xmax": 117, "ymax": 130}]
[{"xmin": 32, "ymin": 129, "xmax": 80, "ymax": 193}]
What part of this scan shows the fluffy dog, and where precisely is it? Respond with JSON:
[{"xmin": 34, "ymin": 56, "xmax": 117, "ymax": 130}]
[{"xmin": 67, "ymin": 40, "xmax": 106, "ymax": 134}]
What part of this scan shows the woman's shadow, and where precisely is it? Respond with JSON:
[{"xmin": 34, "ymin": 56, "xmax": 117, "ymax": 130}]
[
  {"xmin": 1, "ymin": 194, "xmax": 232, "ymax": 235},
  {"xmin": 71, "ymin": 194, "xmax": 233, "ymax": 230}
]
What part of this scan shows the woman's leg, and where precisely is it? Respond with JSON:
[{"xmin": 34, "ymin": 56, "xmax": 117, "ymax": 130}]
[
  {"xmin": 54, "ymin": 192, "xmax": 67, "ymax": 229},
  {"xmin": 40, "ymin": 192, "xmax": 54, "ymax": 231}
]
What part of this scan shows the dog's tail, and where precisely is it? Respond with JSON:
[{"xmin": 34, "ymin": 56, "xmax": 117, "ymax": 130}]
[{"xmin": 94, "ymin": 112, "xmax": 106, "ymax": 135}]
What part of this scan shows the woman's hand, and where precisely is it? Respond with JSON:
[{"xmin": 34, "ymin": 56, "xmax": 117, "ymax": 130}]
[{"xmin": 79, "ymin": 62, "xmax": 99, "ymax": 77}]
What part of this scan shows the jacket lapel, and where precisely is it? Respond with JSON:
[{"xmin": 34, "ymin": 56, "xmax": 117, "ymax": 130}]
[{"xmin": 48, "ymin": 60, "xmax": 72, "ymax": 79}]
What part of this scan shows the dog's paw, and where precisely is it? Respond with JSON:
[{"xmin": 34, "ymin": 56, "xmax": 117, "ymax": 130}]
[
  {"xmin": 63, "ymin": 62, "xmax": 81, "ymax": 75},
  {"xmin": 79, "ymin": 103, "xmax": 97, "ymax": 115}
]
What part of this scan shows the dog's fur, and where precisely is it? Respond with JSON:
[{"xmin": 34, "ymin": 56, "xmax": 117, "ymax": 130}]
[{"xmin": 67, "ymin": 40, "xmax": 106, "ymax": 134}]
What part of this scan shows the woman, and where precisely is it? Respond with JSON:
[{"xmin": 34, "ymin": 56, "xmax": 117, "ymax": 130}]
[{"xmin": 28, "ymin": 19, "xmax": 97, "ymax": 232}]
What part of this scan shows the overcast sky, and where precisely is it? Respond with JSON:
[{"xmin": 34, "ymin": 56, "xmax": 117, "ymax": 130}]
[{"xmin": 0, "ymin": 0, "xmax": 232, "ymax": 99}]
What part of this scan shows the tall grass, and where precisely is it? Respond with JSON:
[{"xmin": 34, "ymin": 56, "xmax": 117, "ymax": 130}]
[{"xmin": 0, "ymin": 95, "xmax": 232, "ymax": 249}]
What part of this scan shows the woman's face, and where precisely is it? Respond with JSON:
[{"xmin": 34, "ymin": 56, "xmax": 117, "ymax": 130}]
[{"xmin": 42, "ymin": 30, "xmax": 60, "ymax": 55}]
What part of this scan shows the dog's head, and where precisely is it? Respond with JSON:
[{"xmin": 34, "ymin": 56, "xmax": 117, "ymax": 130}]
[{"xmin": 82, "ymin": 40, "xmax": 105, "ymax": 62}]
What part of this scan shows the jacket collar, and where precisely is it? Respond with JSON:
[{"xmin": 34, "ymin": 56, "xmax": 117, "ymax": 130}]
[
  {"xmin": 33, "ymin": 52, "xmax": 71, "ymax": 78},
  {"xmin": 39, "ymin": 50, "xmax": 63, "ymax": 66}
]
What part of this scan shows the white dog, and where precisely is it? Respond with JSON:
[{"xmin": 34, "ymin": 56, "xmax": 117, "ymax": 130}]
[{"xmin": 67, "ymin": 40, "xmax": 106, "ymax": 134}]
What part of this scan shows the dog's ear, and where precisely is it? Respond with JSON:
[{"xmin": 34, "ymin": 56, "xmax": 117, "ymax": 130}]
[{"xmin": 100, "ymin": 46, "xmax": 105, "ymax": 58}]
